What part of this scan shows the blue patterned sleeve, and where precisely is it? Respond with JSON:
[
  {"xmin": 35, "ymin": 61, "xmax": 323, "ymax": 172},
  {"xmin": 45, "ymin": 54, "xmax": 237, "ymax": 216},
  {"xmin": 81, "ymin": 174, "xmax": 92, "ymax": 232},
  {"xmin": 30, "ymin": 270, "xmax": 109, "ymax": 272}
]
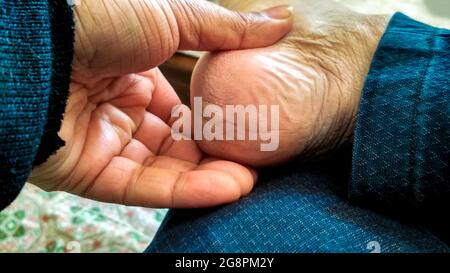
[{"xmin": 350, "ymin": 13, "xmax": 449, "ymax": 223}]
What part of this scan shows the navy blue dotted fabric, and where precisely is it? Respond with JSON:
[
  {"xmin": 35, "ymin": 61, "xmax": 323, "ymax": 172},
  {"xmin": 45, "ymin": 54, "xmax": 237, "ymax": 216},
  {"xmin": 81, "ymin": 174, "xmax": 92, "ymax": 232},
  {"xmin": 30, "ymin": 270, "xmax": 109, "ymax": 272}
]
[
  {"xmin": 350, "ymin": 13, "xmax": 450, "ymax": 243},
  {"xmin": 147, "ymin": 154, "xmax": 448, "ymax": 253},
  {"xmin": 147, "ymin": 13, "xmax": 449, "ymax": 253}
]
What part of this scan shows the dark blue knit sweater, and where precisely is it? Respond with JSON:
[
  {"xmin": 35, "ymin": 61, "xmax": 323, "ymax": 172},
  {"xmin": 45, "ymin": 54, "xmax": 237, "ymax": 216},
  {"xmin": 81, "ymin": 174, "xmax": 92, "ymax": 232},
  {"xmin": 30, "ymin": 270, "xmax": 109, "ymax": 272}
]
[{"xmin": 0, "ymin": 0, "xmax": 74, "ymax": 210}]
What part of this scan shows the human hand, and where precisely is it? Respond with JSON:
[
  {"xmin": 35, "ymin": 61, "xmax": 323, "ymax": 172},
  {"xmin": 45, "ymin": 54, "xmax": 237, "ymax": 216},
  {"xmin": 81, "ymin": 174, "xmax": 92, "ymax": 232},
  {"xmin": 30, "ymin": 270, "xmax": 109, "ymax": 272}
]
[
  {"xmin": 29, "ymin": 0, "xmax": 293, "ymax": 208},
  {"xmin": 191, "ymin": 0, "xmax": 389, "ymax": 166}
]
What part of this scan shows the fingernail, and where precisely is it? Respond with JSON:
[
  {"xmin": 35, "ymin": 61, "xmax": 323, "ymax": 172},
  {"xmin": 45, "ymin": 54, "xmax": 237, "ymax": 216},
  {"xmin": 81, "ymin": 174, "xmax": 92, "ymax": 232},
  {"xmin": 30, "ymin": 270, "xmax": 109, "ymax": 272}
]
[{"xmin": 261, "ymin": 5, "xmax": 293, "ymax": 20}]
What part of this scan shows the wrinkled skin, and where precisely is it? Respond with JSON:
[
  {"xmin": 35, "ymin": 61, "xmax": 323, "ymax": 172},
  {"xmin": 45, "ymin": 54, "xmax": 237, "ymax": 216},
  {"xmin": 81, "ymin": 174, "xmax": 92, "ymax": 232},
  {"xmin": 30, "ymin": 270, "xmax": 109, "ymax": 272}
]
[
  {"xmin": 192, "ymin": 0, "xmax": 389, "ymax": 166},
  {"xmin": 29, "ymin": 0, "xmax": 293, "ymax": 208}
]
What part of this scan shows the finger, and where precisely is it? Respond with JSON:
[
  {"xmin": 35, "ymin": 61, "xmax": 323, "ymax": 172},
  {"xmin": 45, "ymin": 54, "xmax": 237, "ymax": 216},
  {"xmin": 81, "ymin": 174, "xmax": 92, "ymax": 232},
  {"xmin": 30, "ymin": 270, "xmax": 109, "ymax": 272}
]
[
  {"xmin": 85, "ymin": 156, "xmax": 255, "ymax": 208},
  {"xmin": 146, "ymin": 156, "xmax": 196, "ymax": 172},
  {"xmin": 120, "ymin": 139, "xmax": 154, "ymax": 164},
  {"xmin": 196, "ymin": 160, "xmax": 257, "ymax": 196},
  {"xmin": 133, "ymin": 112, "xmax": 172, "ymax": 154},
  {"xmin": 120, "ymin": 139, "xmax": 198, "ymax": 171},
  {"xmin": 169, "ymin": 0, "xmax": 293, "ymax": 51},
  {"xmin": 156, "ymin": 104, "xmax": 202, "ymax": 163},
  {"xmin": 158, "ymin": 135, "xmax": 203, "ymax": 164},
  {"xmin": 133, "ymin": 111, "xmax": 202, "ymax": 163},
  {"xmin": 144, "ymin": 69, "xmax": 181, "ymax": 124}
]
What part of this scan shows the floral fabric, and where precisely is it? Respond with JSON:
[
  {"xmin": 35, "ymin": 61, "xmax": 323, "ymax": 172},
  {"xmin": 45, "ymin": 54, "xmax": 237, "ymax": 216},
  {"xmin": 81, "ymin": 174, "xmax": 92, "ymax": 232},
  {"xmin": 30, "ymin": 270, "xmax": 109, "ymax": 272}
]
[{"xmin": 0, "ymin": 184, "xmax": 166, "ymax": 253}]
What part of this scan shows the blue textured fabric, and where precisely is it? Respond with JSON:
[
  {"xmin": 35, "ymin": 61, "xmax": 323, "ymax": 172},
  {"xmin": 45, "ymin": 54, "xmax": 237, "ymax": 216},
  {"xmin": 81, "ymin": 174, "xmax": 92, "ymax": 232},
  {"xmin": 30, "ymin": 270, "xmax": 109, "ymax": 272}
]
[
  {"xmin": 147, "ymin": 154, "xmax": 448, "ymax": 253},
  {"xmin": 350, "ymin": 13, "xmax": 450, "ymax": 243},
  {"xmin": 0, "ymin": 1, "xmax": 74, "ymax": 210},
  {"xmin": 146, "ymin": 13, "xmax": 449, "ymax": 253}
]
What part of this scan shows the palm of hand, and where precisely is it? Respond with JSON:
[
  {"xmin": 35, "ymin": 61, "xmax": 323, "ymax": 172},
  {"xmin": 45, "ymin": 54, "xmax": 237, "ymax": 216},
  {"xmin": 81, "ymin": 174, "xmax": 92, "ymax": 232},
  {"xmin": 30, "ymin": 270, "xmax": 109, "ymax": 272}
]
[
  {"xmin": 28, "ymin": 0, "xmax": 298, "ymax": 208},
  {"xmin": 30, "ymin": 69, "xmax": 255, "ymax": 208}
]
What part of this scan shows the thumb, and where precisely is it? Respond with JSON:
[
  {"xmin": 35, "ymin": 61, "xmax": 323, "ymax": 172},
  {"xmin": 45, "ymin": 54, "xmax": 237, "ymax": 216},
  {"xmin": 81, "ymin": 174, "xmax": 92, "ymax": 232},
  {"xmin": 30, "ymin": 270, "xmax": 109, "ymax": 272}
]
[{"xmin": 168, "ymin": 0, "xmax": 294, "ymax": 51}]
